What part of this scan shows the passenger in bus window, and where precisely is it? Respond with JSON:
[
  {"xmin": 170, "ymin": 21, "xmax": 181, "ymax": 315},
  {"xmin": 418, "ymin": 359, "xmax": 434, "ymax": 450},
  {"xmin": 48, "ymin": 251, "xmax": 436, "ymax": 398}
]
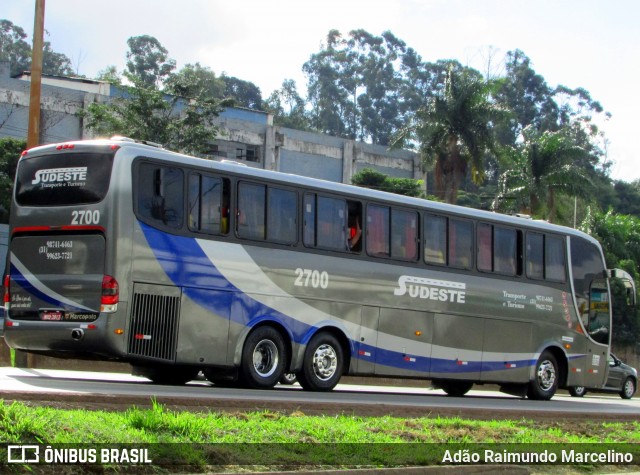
[{"xmin": 348, "ymin": 214, "xmax": 362, "ymax": 251}]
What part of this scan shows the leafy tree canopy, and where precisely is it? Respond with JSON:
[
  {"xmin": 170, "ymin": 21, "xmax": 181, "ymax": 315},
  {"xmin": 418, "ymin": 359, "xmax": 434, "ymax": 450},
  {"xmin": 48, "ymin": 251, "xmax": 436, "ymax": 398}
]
[
  {"xmin": 351, "ymin": 167, "xmax": 422, "ymax": 197},
  {"xmin": 0, "ymin": 19, "xmax": 73, "ymax": 76},
  {"xmin": 83, "ymin": 36, "xmax": 232, "ymax": 156},
  {"xmin": 0, "ymin": 137, "xmax": 24, "ymax": 222}
]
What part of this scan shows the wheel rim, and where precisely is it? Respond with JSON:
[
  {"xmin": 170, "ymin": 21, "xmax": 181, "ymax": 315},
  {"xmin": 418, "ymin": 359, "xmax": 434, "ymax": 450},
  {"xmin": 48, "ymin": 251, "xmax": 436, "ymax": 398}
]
[
  {"xmin": 282, "ymin": 373, "xmax": 296, "ymax": 383},
  {"xmin": 536, "ymin": 359, "xmax": 556, "ymax": 391},
  {"xmin": 252, "ymin": 339, "xmax": 279, "ymax": 378},
  {"xmin": 574, "ymin": 386, "xmax": 585, "ymax": 395},
  {"xmin": 623, "ymin": 379, "xmax": 635, "ymax": 398},
  {"xmin": 312, "ymin": 343, "xmax": 338, "ymax": 381}
]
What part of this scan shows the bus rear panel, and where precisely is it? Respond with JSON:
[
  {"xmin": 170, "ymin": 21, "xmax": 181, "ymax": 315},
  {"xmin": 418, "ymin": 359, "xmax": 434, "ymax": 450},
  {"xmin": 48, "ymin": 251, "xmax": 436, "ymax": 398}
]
[{"xmin": 5, "ymin": 142, "xmax": 123, "ymax": 359}]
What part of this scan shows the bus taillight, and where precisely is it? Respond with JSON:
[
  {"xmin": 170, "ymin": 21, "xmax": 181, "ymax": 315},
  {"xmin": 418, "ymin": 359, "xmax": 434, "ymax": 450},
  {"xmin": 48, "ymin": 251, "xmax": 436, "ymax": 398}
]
[
  {"xmin": 3, "ymin": 275, "xmax": 9, "ymax": 310},
  {"xmin": 101, "ymin": 275, "xmax": 119, "ymax": 313}
]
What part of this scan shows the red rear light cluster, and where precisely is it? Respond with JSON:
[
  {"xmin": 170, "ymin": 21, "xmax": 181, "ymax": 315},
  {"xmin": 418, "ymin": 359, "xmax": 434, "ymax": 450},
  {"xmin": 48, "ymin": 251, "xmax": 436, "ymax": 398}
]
[
  {"xmin": 56, "ymin": 143, "xmax": 75, "ymax": 150},
  {"xmin": 101, "ymin": 275, "xmax": 119, "ymax": 313},
  {"xmin": 3, "ymin": 275, "xmax": 10, "ymax": 308}
]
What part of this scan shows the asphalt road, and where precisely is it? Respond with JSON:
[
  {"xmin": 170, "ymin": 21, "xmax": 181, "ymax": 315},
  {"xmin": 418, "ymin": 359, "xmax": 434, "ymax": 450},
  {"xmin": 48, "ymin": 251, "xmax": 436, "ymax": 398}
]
[{"xmin": 0, "ymin": 367, "xmax": 638, "ymax": 420}]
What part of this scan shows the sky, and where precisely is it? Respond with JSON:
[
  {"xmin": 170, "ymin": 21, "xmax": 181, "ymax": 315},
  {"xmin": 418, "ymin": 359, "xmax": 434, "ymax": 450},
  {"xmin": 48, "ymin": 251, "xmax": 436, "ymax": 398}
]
[{"xmin": 4, "ymin": 0, "xmax": 640, "ymax": 182}]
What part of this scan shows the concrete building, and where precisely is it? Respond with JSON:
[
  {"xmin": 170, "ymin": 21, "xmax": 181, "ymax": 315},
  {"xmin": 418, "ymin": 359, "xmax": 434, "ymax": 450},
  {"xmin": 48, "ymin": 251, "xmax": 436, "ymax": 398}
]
[{"xmin": 0, "ymin": 62, "xmax": 423, "ymax": 185}]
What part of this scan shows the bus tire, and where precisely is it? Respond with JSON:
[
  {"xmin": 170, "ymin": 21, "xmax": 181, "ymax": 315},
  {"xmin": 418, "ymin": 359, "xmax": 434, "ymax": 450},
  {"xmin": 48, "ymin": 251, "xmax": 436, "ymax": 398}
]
[
  {"xmin": 240, "ymin": 326, "xmax": 286, "ymax": 389},
  {"xmin": 132, "ymin": 364, "xmax": 199, "ymax": 386},
  {"xmin": 528, "ymin": 350, "xmax": 559, "ymax": 400},
  {"xmin": 439, "ymin": 380, "xmax": 473, "ymax": 397},
  {"xmin": 297, "ymin": 332, "xmax": 344, "ymax": 392}
]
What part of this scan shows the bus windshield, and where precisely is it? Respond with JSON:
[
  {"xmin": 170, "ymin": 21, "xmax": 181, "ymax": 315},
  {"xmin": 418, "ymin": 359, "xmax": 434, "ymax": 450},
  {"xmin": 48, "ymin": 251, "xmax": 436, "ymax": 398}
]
[{"xmin": 15, "ymin": 152, "xmax": 115, "ymax": 206}]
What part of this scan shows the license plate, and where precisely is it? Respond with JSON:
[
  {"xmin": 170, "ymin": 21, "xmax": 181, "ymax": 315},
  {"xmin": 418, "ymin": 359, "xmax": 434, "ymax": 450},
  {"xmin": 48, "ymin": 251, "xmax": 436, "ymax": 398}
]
[{"xmin": 41, "ymin": 311, "xmax": 63, "ymax": 321}]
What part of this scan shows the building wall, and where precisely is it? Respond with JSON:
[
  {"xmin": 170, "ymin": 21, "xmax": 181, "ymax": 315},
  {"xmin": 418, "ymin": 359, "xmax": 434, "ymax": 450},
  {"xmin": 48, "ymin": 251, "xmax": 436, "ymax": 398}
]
[{"xmin": 0, "ymin": 62, "xmax": 420, "ymax": 186}]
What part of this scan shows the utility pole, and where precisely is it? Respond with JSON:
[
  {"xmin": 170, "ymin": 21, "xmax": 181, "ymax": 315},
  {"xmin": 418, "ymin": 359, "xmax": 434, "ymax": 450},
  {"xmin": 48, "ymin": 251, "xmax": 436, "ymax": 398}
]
[
  {"xmin": 16, "ymin": 0, "xmax": 46, "ymax": 369},
  {"xmin": 26, "ymin": 0, "xmax": 46, "ymax": 149}
]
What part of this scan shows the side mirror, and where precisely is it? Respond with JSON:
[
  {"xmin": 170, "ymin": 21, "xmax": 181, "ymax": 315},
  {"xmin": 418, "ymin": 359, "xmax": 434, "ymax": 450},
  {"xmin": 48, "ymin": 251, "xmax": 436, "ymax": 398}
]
[{"xmin": 608, "ymin": 269, "xmax": 636, "ymax": 307}]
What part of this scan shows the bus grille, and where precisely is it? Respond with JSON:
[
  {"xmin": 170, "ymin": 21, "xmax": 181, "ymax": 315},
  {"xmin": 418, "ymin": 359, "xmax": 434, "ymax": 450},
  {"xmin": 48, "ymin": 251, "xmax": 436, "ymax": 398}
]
[{"xmin": 128, "ymin": 291, "xmax": 180, "ymax": 362}]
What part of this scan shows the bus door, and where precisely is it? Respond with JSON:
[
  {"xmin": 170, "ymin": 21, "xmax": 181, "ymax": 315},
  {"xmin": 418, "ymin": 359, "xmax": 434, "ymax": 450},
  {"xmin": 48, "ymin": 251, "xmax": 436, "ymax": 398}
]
[
  {"xmin": 570, "ymin": 237, "xmax": 611, "ymax": 388},
  {"xmin": 373, "ymin": 308, "xmax": 432, "ymax": 378}
]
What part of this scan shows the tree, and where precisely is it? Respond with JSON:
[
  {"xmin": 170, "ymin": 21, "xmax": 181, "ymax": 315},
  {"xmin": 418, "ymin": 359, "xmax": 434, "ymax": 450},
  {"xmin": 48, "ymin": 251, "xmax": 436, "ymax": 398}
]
[
  {"xmin": 351, "ymin": 168, "xmax": 422, "ymax": 197},
  {"xmin": 0, "ymin": 20, "xmax": 30, "ymax": 76},
  {"xmin": 580, "ymin": 209, "xmax": 640, "ymax": 346},
  {"xmin": 221, "ymin": 75, "xmax": 263, "ymax": 110},
  {"xmin": 493, "ymin": 126, "xmax": 592, "ymax": 221},
  {"xmin": 83, "ymin": 38, "xmax": 231, "ymax": 156},
  {"xmin": 0, "ymin": 137, "xmax": 24, "ymax": 221},
  {"xmin": 126, "ymin": 35, "xmax": 176, "ymax": 87},
  {"xmin": 395, "ymin": 66, "xmax": 498, "ymax": 204},
  {"xmin": 264, "ymin": 79, "xmax": 310, "ymax": 129},
  {"xmin": 303, "ymin": 29, "xmax": 409, "ymax": 145},
  {"xmin": 0, "ymin": 19, "xmax": 73, "ymax": 76},
  {"xmin": 166, "ymin": 63, "xmax": 225, "ymax": 100}
]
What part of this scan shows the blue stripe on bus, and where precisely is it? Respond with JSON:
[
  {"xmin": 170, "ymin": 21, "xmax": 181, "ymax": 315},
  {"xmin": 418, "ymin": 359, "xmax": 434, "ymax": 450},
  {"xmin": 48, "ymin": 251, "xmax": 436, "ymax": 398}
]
[
  {"xmin": 140, "ymin": 222, "xmax": 542, "ymax": 375},
  {"xmin": 139, "ymin": 222, "xmax": 316, "ymax": 344}
]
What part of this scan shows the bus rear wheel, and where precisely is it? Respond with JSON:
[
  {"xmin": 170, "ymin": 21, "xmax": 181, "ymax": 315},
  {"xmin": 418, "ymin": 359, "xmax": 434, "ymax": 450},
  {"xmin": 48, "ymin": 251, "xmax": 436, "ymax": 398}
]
[
  {"xmin": 528, "ymin": 350, "xmax": 559, "ymax": 400},
  {"xmin": 240, "ymin": 326, "xmax": 286, "ymax": 389},
  {"xmin": 132, "ymin": 364, "xmax": 200, "ymax": 386},
  {"xmin": 437, "ymin": 380, "xmax": 473, "ymax": 397},
  {"xmin": 297, "ymin": 332, "xmax": 344, "ymax": 392}
]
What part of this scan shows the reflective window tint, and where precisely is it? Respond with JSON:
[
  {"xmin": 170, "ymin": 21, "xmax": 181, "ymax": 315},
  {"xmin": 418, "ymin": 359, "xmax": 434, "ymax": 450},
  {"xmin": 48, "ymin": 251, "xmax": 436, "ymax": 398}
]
[
  {"xmin": 137, "ymin": 163, "xmax": 184, "ymax": 229},
  {"xmin": 188, "ymin": 174, "xmax": 226, "ymax": 234},
  {"xmin": 494, "ymin": 227, "xmax": 517, "ymax": 275},
  {"xmin": 17, "ymin": 152, "xmax": 115, "ymax": 206},
  {"xmin": 267, "ymin": 188, "xmax": 297, "ymax": 244},
  {"xmin": 477, "ymin": 223, "xmax": 492, "ymax": 272},
  {"xmin": 526, "ymin": 232, "xmax": 544, "ymax": 280},
  {"xmin": 237, "ymin": 182, "xmax": 266, "ymax": 240},
  {"xmin": 449, "ymin": 219, "xmax": 472, "ymax": 269},
  {"xmin": 317, "ymin": 196, "xmax": 346, "ymax": 250},
  {"xmin": 391, "ymin": 209, "xmax": 418, "ymax": 260},
  {"xmin": 303, "ymin": 193, "xmax": 316, "ymax": 247},
  {"xmin": 424, "ymin": 214, "xmax": 447, "ymax": 265},
  {"xmin": 546, "ymin": 236, "xmax": 566, "ymax": 282},
  {"xmin": 367, "ymin": 205, "xmax": 390, "ymax": 257}
]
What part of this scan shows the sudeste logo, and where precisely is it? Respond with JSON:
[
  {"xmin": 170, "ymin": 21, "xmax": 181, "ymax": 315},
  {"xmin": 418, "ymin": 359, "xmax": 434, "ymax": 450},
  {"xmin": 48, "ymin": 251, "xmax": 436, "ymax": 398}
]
[{"xmin": 32, "ymin": 167, "xmax": 87, "ymax": 185}]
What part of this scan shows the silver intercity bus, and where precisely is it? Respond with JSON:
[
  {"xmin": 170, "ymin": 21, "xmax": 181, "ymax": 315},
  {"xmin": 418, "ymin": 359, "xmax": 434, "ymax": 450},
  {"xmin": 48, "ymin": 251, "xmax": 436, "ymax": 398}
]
[{"xmin": 3, "ymin": 138, "xmax": 634, "ymax": 400}]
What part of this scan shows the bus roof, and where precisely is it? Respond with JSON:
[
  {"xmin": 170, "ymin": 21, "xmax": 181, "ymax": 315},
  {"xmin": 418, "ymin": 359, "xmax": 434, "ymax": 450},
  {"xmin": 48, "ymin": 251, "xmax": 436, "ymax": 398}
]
[{"xmin": 24, "ymin": 138, "xmax": 600, "ymax": 246}]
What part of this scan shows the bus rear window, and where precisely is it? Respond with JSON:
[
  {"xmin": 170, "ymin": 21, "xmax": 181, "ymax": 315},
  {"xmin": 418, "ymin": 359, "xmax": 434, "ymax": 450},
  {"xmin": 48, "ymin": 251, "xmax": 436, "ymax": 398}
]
[{"xmin": 16, "ymin": 152, "xmax": 115, "ymax": 206}]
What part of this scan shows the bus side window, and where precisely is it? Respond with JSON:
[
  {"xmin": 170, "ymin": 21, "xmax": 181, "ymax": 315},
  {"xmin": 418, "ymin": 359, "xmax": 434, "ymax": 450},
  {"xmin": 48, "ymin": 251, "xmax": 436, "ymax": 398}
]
[
  {"xmin": 526, "ymin": 232, "xmax": 544, "ymax": 280},
  {"xmin": 316, "ymin": 196, "xmax": 346, "ymax": 251},
  {"xmin": 546, "ymin": 235, "xmax": 566, "ymax": 282},
  {"xmin": 424, "ymin": 214, "xmax": 447, "ymax": 265},
  {"xmin": 494, "ymin": 227, "xmax": 517, "ymax": 275},
  {"xmin": 366, "ymin": 205, "xmax": 389, "ymax": 257},
  {"xmin": 391, "ymin": 209, "xmax": 418, "ymax": 260},
  {"xmin": 137, "ymin": 163, "xmax": 184, "ymax": 229},
  {"xmin": 267, "ymin": 187, "xmax": 297, "ymax": 244},
  {"xmin": 347, "ymin": 201, "xmax": 362, "ymax": 252},
  {"xmin": 237, "ymin": 182, "xmax": 266, "ymax": 240},
  {"xmin": 303, "ymin": 193, "xmax": 316, "ymax": 247},
  {"xmin": 188, "ymin": 173, "xmax": 229, "ymax": 235},
  {"xmin": 449, "ymin": 219, "xmax": 472, "ymax": 269}
]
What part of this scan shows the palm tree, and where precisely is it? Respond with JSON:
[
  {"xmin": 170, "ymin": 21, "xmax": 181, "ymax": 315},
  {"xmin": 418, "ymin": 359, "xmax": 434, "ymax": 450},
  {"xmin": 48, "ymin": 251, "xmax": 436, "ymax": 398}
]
[
  {"xmin": 493, "ymin": 126, "xmax": 591, "ymax": 222},
  {"xmin": 396, "ymin": 65, "xmax": 497, "ymax": 204}
]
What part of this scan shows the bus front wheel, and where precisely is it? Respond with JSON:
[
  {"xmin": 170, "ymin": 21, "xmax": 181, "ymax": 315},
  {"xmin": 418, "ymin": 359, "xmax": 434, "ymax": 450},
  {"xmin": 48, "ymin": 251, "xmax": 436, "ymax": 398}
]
[
  {"xmin": 240, "ymin": 326, "xmax": 286, "ymax": 389},
  {"xmin": 528, "ymin": 350, "xmax": 559, "ymax": 400},
  {"xmin": 297, "ymin": 332, "xmax": 344, "ymax": 392}
]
